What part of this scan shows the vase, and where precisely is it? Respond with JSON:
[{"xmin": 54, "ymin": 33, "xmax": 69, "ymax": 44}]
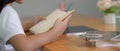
[{"xmin": 104, "ymin": 13, "xmax": 116, "ymax": 24}]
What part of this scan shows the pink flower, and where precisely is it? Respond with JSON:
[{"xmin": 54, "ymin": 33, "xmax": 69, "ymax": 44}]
[
  {"xmin": 102, "ymin": 0, "xmax": 112, "ymax": 3},
  {"xmin": 117, "ymin": 0, "xmax": 120, "ymax": 6},
  {"xmin": 103, "ymin": 2, "xmax": 112, "ymax": 10},
  {"xmin": 112, "ymin": 1, "xmax": 118, "ymax": 6},
  {"xmin": 97, "ymin": 1, "xmax": 112, "ymax": 11}
]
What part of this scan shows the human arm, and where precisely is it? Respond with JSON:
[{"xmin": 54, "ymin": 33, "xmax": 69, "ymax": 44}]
[{"xmin": 8, "ymin": 15, "xmax": 72, "ymax": 51}]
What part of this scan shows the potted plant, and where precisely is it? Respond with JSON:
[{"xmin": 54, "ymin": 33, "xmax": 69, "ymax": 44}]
[{"xmin": 97, "ymin": 0, "xmax": 120, "ymax": 24}]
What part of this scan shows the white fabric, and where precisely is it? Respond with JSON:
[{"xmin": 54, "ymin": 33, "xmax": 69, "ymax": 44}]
[
  {"xmin": 0, "ymin": 38, "xmax": 5, "ymax": 51},
  {"xmin": 0, "ymin": 5, "xmax": 25, "ymax": 51},
  {"xmin": 5, "ymin": 44, "xmax": 15, "ymax": 51}
]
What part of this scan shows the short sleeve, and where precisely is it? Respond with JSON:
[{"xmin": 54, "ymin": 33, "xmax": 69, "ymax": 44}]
[{"xmin": 0, "ymin": 5, "xmax": 25, "ymax": 42}]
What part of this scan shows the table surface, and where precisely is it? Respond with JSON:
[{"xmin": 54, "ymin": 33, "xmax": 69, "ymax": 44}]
[
  {"xmin": 35, "ymin": 14, "xmax": 118, "ymax": 51},
  {"xmin": 43, "ymin": 35, "xmax": 120, "ymax": 51}
]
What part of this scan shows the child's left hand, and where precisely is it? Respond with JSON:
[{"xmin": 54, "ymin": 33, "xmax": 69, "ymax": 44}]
[
  {"xmin": 22, "ymin": 16, "xmax": 46, "ymax": 31},
  {"xmin": 33, "ymin": 16, "xmax": 46, "ymax": 25}
]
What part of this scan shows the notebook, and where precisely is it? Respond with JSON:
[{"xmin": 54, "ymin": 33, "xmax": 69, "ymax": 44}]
[
  {"xmin": 65, "ymin": 26, "xmax": 97, "ymax": 33},
  {"xmin": 29, "ymin": 9, "xmax": 75, "ymax": 34}
]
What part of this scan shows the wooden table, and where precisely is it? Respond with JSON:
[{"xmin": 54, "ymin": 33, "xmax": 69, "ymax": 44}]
[
  {"xmin": 43, "ymin": 35, "xmax": 119, "ymax": 51},
  {"xmin": 42, "ymin": 14, "xmax": 119, "ymax": 51}
]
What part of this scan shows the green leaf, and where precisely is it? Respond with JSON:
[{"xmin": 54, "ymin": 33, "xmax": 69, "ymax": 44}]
[{"xmin": 99, "ymin": 6, "xmax": 120, "ymax": 15}]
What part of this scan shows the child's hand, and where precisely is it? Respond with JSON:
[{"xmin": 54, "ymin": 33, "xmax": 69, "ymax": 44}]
[
  {"xmin": 53, "ymin": 14, "xmax": 72, "ymax": 34},
  {"xmin": 22, "ymin": 16, "xmax": 46, "ymax": 31},
  {"xmin": 33, "ymin": 17, "xmax": 46, "ymax": 25}
]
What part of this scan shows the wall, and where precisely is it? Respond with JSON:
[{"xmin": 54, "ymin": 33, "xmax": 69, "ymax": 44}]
[{"xmin": 13, "ymin": 0, "xmax": 103, "ymax": 18}]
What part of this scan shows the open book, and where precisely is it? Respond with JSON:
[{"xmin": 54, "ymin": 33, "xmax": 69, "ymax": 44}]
[{"xmin": 29, "ymin": 9, "xmax": 75, "ymax": 34}]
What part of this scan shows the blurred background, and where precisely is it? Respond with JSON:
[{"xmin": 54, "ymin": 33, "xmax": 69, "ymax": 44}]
[{"xmin": 12, "ymin": 0, "xmax": 103, "ymax": 18}]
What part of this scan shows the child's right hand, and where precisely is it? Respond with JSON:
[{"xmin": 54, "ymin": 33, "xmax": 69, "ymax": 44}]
[{"xmin": 53, "ymin": 14, "xmax": 72, "ymax": 34}]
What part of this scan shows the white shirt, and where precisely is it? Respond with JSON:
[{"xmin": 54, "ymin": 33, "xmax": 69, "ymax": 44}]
[{"xmin": 0, "ymin": 5, "xmax": 25, "ymax": 51}]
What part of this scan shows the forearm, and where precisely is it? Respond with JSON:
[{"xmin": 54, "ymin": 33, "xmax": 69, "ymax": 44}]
[
  {"xmin": 9, "ymin": 27, "xmax": 65, "ymax": 51},
  {"xmin": 27, "ymin": 27, "xmax": 65, "ymax": 49}
]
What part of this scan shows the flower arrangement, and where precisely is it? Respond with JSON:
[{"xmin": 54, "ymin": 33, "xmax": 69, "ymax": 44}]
[{"xmin": 97, "ymin": 0, "xmax": 120, "ymax": 15}]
